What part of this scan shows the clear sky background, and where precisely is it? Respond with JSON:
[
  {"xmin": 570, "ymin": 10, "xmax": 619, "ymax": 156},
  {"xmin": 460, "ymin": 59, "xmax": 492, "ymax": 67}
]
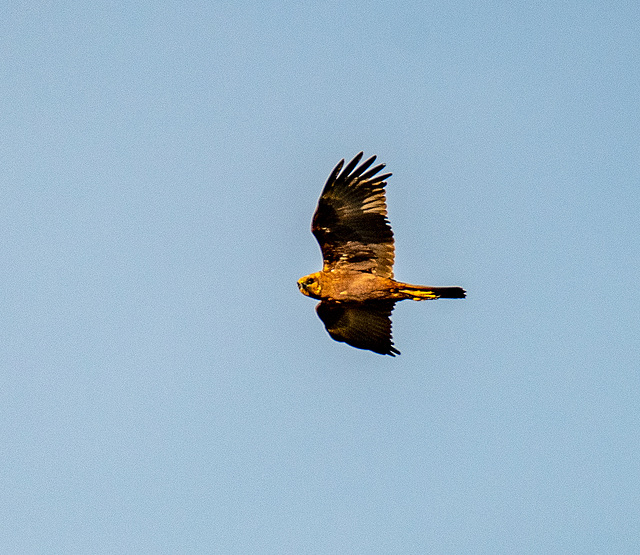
[{"xmin": 2, "ymin": 1, "xmax": 639, "ymax": 553}]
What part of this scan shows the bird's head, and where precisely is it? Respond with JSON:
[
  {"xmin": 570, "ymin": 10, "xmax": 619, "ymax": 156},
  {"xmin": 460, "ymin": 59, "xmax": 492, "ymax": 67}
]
[{"xmin": 297, "ymin": 273, "xmax": 322, "ymax": 299}]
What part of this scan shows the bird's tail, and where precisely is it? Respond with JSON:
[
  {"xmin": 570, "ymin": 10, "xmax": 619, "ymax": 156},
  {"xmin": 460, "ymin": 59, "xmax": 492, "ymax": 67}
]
[{"xmin": 395, "ymin": 283, "xmax": 466, "ymax": 301}]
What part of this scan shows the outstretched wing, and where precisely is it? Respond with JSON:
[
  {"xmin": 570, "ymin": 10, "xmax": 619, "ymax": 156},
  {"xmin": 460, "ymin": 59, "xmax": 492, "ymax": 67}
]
[
  {"xmin": 315, "ymin": 301, "xmax": 400, "ymax": 356},
  {"xmin": 312, "ymin": 152, "xmax": 395, "ymax": 277}
]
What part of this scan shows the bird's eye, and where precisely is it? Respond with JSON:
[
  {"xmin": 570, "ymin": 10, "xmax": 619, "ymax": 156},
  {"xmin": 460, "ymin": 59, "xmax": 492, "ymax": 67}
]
[{"xmin": 305, "ymin": 278, "xmax": 315, "ymax": 286}]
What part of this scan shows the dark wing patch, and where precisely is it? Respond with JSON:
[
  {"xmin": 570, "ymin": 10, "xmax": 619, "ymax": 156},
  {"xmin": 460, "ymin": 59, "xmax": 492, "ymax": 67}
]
[
  {"xmin": 312, "ymin": 152, "xmax": 395, "ymax": 277},
  {"xmin": 315, "ymin": 300, "xmax": 400, "ymax": 356}
]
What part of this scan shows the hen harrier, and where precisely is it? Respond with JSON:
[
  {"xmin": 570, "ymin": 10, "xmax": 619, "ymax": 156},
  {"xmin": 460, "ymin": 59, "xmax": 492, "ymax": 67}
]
[{"xmin": 297, "ymin": 152, "xmax": 465, "ymax": 356}]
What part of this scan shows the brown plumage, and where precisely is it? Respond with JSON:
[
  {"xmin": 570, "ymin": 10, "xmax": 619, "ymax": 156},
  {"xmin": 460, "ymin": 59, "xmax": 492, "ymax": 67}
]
[{"xmin": 298, "ymin": 152, "xmax": 465, "ymax": 356}]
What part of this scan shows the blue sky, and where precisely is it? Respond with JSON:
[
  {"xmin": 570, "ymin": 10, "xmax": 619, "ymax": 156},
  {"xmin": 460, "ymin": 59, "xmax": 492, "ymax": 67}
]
[{"xmin": 2, "ymin": 1, "xmax": 639, "ymax": 553}]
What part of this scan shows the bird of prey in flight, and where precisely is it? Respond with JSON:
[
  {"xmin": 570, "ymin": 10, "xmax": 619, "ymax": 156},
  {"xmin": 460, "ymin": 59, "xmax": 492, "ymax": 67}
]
[{"xmin": 297, "ymin": 152, "xmax": 465, "ymax": 356}]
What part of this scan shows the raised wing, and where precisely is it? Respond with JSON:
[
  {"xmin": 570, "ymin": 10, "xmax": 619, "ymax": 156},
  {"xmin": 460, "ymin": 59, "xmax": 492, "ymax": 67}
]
[
  {"xmin": 312, "ymin": 152, "xmax": 395, "ymax": 277},
  {"xmin": 315, "ymin": 300, "xmax": 400, "ymax": 356}
]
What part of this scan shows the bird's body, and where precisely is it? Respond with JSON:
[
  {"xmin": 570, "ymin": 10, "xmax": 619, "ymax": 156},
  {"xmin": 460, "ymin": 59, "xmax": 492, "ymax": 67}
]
[
  {"xmin": 297, "ymin": 152, "xmax": 465, "ymax": 356},
  {"xmin": 299, "ymin": 270, "xmax": 461, "ymax": 303}
]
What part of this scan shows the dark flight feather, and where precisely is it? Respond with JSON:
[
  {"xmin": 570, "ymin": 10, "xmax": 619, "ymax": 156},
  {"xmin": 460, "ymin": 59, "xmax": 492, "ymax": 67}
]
[
  {"xmin": 312, "ymin": 152, "xmax": 395, "ymax": 277},
  {"xmin": 315, "ymin": 300, "xmax": 400, "ymax": 356}
]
